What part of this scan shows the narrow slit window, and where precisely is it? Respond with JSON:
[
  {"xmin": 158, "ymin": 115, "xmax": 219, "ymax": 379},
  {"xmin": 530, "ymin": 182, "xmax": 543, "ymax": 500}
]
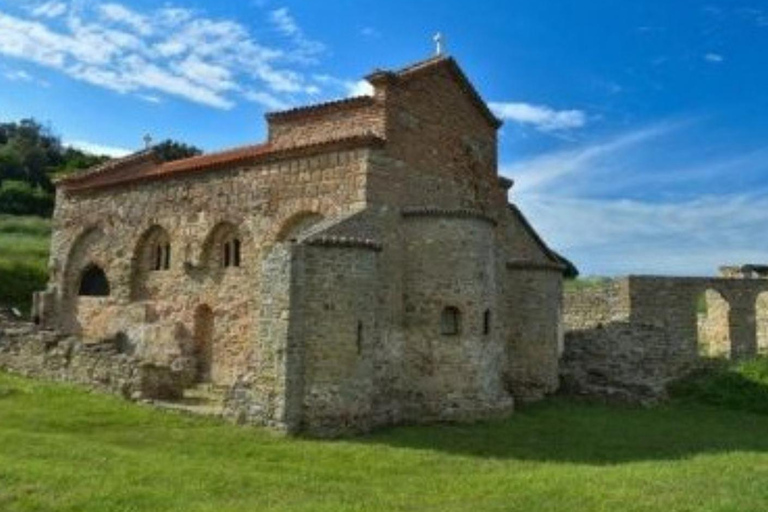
[
  {"xmin": 233, "ymin": 238, "xmax": 241, "ymax": 267},
  {"xmin": 164, "ymin": 243, "xmax": 171, "ymax": 270},
  {"xmin": 223, "ymin": 242, "xmax": 231, "ymax": 267},
  {"xmin": 483, "ymin": 309, "xmax": 491, "ymax": 335},
  {"xmin": 356, "ymin": 321, "xmax": 363, "ymax": 354},
  {"xmin": 154, "ymin": 245, "xmax": 163, "ymax": 271}
]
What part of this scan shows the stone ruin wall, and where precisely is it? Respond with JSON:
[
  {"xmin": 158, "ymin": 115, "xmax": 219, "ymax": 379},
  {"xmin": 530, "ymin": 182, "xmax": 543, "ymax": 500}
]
[{"xmin": 562, "ymin": 274, "xmax": 768, "ymax": 403}]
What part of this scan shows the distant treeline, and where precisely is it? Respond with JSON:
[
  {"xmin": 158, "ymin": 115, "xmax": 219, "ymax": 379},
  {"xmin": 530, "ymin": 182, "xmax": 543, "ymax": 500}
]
[{"xmin": 0, "ymin": 118, "xmax": 201, "ymax": 217}]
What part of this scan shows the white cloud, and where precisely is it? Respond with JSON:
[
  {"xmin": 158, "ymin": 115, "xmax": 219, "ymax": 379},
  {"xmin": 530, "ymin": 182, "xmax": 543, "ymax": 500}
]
[
  {"xmin": 30, "ymin": 1, "xmax": 67, "ymax": 19},
  {"xmin": 345, "ymin": 79, "xmax": 373, "ymax": 97},
  {"xmin": 268, "ymin": 7, "xmax": 324, "ymax": 62},
  {"xmin": 489, "ymin": 101, "xmax": 587, "ymax": 132},
  {"xmin": 705, "ymin": 53, "xmax": 724, "ymax": 63},
  {"xmin": 0, "ymin": 2, "xmax": 334, "ymax": 109},
  {"xmin": 64, "ymin": 139, "xmax": 132, "ymax": 158},
  {"xmin": 4, "ymin": 69, "xmax": 33, "ymax": 82},
  {"xmin": 505, "ymin": 123, "xmax": 768, "ymax": 276},
  {"xmin": 244, "ymin": 90, "xmax": 291, "ymax": 110},
  {"xmin": 98, "ymin": 3, "xmax": 151, "ymax": 36}
]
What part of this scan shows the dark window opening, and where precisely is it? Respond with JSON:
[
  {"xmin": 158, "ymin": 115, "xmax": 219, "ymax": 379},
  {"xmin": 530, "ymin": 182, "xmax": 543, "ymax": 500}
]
[
  {"xmin": 79, "ymin": 264, "xmax": 110, "ymax": 297},
  {"xmin": 356, "ymin": 321, "xmax": 363, "ymax": 354},
  {"xmin": 153, "ymin": 243, "xmax": 171, "ymax": 271},
  {"xmin": 154, "ymin": 245, "xmax": 163, "ymax": 270},
  {"xmin": 223, "ymin": 242, "xmax": 231, "ymax": 267},
  {"xmin": 222, "ymin": 238, "xmax": 241, "ymax": 268},
  {"xmin": 483, "ymin": 309, "xmax": 491, "ymax": 335},
  {"xmin": 233, "ymin": 238, "xmax": 241, "ymax": 267},
  {"xmin": 441, "ymin": 306, "xmax": 461, "ymax": 336},
  {"xmin": 164, "ymin": 243, "xmax": 171, "ymax": 270}
]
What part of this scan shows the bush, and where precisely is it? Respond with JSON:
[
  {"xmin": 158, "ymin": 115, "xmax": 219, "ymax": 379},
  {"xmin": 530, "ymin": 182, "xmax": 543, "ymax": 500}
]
[{"xmin": 0, "ymin": 180, "xmax": 54, "ymax": 216}]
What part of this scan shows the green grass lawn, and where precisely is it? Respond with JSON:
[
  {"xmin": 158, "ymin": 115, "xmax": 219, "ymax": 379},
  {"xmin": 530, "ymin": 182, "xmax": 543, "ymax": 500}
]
[
  {"xmin": 4, "ymin": 371, "xmax": 768, "ymax": 511},
  {"xmin": 0, "ymin": 215, "xmax": 50, "ymax": 315}
]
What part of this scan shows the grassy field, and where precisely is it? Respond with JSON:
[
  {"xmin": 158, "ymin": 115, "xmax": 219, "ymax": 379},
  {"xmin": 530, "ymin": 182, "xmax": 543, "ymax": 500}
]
[
  {"xmin": 4, "ymin": 369, "xmax": 768, "ymax": 511},
  {"xmin": 0, "ymin": 215, "xmax": 50, "ymax": 315}
]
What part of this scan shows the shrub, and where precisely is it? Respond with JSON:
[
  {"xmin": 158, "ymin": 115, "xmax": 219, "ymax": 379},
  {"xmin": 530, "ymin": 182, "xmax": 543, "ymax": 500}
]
[{"xmin": 0, "ymin": 180, "xmax": 54, "ymax": 216}]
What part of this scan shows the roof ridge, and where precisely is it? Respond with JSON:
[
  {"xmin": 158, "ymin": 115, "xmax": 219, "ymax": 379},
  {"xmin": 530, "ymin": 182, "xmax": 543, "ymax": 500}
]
[
  {"xmin": 265, "ymin": 95, "xmax": 376, "ymax": 121},
  {"xmin": 57, "ymin": 149, "xmax": 154, "ymax": 185},
  {"xmin": 62, "ymin": 134, "xmax": 385, "ymax": 193}
]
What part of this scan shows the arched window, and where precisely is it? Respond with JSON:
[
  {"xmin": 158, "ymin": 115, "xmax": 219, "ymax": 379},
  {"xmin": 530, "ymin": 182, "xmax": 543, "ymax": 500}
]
[
  {"xmin": 483, "ymin": 309, "xmax": 491, "ymax": 335},
  {"xmin": 202, "ymin": 222, "xmax": 243, "ymax": 269},
  {"xmin": 78, "ymin": 264, "xmax": 110, "ymax": 297},
  {"xmin": 441, "ymin": 306, "xmax": 461, "ymax": 336}
]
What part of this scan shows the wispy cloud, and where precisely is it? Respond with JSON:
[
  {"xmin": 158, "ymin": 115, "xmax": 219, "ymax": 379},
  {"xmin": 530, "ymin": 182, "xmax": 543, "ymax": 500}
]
[
  {"xmin": 505, "ymin": 121, "xmax": 768, "ymax": 276},
  {"xmin": 64, "ymin": 139, "xmax": 132, "ymax": 157},
  {"xmin": 489, "ymin": 102, "xmax": 587, "ymax": 132},
  {"xmin": 705, "ymin": 53, "xmax": 724, "ymax": 63},
  {"xmin": 0, "ymin": 2, "xmax": 348, "ymax": 109}
]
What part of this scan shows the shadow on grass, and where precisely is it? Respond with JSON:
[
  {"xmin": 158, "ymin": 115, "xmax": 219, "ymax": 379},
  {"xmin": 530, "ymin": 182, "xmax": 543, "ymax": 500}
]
[{"xmin": 359, "ymin": 380, "xmax": 768, "ymax": 465}]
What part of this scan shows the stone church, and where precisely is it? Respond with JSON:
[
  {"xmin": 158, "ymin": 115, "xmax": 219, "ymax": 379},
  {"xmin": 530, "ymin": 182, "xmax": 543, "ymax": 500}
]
[{"xmin": 33, "ymin": 55, "xmax": 564, "ymax": 435}]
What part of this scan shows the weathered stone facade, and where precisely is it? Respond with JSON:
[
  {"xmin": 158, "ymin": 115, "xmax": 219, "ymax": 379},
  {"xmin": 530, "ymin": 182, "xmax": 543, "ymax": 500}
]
[{"xmin": 23, "ymin": 56, "xmax": 564, "ymax": 436}]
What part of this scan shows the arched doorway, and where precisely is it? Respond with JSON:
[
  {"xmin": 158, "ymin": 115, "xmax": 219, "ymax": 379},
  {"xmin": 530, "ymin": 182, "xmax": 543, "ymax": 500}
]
[
  {"xmin": 696, "ymin": 289, "xmax": 731, "ymax": 358},
  {"xmin": 193, "ymin": 305, "xmax": 214, "ymax": 383},
  {"xmin": 756, "ymin": 292, "xmax": 768, "ymax": 354}
]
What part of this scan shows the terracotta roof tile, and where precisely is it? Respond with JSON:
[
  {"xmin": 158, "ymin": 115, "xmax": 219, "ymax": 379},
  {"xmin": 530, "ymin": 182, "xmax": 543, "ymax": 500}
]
[{"xmin": 61, "ymin": 134, "xmax": 385, "ymax": 193}]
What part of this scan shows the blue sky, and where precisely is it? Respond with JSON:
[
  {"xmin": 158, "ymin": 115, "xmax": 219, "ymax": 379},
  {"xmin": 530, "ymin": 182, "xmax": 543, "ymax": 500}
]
[{"xmin": 1, "ymin": 0, "xmax": 767, "ymax": 276}]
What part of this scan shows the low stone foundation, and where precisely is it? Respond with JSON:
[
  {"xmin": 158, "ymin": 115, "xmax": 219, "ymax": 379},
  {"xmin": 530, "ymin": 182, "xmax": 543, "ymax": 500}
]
[{"xmin": 0, "ymin": 321, "xmax": 187, "ymax": 400}]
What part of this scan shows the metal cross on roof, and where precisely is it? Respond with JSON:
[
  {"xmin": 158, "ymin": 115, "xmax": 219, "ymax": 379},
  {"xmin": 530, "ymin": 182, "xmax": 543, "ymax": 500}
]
[
  {"xmin": 433, "ymin": 32, "xmax": 444, "ymax": 56},
  {"xmin": 143, "ymin": 133, "xmax": 153, "ymax": 149}
]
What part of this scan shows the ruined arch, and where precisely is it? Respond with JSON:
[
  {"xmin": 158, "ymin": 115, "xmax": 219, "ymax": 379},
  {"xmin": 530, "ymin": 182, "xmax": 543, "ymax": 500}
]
[
  {"xmin": 274, "ymin": 211, "xmax": 324, "ymax": 243},
  {"xmin": 63, "ymin": 226, "xmax": 107, "ymax": 299},
  {"xmin": 755, "ymin": 291, "xmax": 768, "ymax": 354},
  {"xmin": 695, "ymin": 288, "xmax": 731, "ymax": 358},
  {"xmin": 201, "ymin": 221, "xmax": 243, "ymax": 269},
  {"xmin": 130, "ymin": 225, "xmax": 172, "ymax": 300}
]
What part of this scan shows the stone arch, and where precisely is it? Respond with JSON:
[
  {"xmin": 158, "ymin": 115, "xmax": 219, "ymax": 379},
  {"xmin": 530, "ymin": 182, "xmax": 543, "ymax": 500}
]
[
  {"xmin": 78, "ymin": 263, "xmax": 110, "ymax": 297},
  {"xmin": 755, "ymin": 291, "xmax": 768, "ymax": 354},
  {"xmin": 193, "ymin": 304, "xmax": 214, "ymax": 383},
  {"xmin": 201, "ymin": 221, "xmax": 243, "ymax": 269},
  {"xmin": 130, "ymin": 225, "xmax": 172, "ymax": 300},
  {"xmin": 63, "ymin": 226, "xmax": 107, "ymax": 299},
  {"xmin": 274, "ymin": 211, "xmax": 324, "ymax": 243},
  {"xmin": 695, "ymin": 288, "xmax": 731, "ymax": 358}
]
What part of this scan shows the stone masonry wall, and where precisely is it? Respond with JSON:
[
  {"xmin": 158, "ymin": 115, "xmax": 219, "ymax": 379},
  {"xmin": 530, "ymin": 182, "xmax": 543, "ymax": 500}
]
[
  {"xmin": 267, "ymin": 100, "xmax": 386, "ymax": 150},
  {"xmin": 400, "ymin": 214, "xmax": 513, "ymax": 422},
  {"xmin": 296, "ymin": 244, "xmax": 379, "ymax": 435},
  {"xmin": 47, "ymin": 147, "xmax": 372, "ymax": 391},
  {"xmin": 0, "ymin": 323, "xmax": 187, "ymax": 401}
]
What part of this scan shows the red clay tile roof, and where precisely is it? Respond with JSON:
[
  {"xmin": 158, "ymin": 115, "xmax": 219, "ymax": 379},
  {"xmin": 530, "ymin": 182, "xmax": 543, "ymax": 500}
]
[
  {"xmin": 60, "ymin": 134, "xmax": 385, "ymax": 193},
  {"xmin": 265, "ymin": 96, "xmax": 377, "ymax": 122}
]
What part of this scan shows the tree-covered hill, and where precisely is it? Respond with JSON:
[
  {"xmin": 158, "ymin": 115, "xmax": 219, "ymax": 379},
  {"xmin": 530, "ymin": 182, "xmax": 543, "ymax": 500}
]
[{"xmin": 0, "ymin": 119, "xmax": 201, "ymax": 217}]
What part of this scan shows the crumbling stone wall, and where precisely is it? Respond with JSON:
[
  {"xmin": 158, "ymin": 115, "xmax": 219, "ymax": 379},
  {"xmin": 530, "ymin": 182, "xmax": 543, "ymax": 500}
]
[
  {"xmin": 563, "ymin": 275, "xmax": 768, "ymax": 402},
  {"xmin": 0, "ymin": 323, "xmax": 187, "ymax": 400}
]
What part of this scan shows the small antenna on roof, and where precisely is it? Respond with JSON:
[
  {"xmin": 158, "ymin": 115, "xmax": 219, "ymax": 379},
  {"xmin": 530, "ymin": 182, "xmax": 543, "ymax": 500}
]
[
  {"xmin": 433, "ymin": 32, "xmax": 444, "ymax": 56},
  {"xmin": 143, "ymin": 133, "xmax": 153, "ymax": 150}
]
